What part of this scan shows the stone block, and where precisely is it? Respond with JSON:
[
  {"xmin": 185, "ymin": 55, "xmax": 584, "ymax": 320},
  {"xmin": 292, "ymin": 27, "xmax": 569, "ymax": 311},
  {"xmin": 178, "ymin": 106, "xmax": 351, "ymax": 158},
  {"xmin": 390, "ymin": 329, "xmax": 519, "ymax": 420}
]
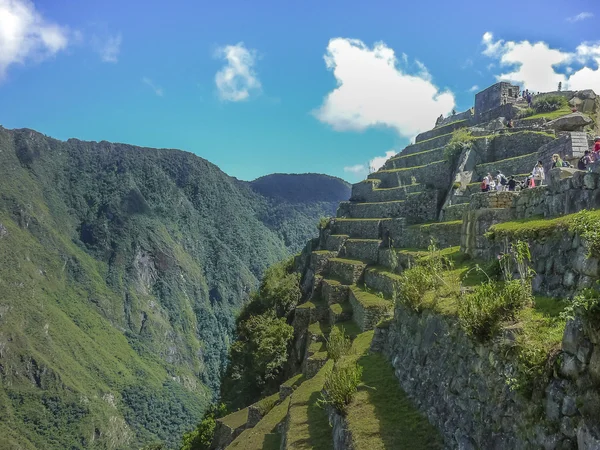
[{"xmin": 583, "ymin": 173, "xmax": 599, "ymax": 190}]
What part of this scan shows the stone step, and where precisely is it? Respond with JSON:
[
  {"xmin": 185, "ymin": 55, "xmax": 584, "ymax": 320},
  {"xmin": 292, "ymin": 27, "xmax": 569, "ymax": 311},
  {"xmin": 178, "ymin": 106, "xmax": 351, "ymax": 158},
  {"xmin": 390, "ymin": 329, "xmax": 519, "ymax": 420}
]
[
  {"xmin": 474, "ymin": 152, "xmax": 540, "ymax": 180},
  {"xmin": 329, "ymin": 302, "xmax": 353, "ymax": 324},
  {"xmin": 332, "ymin": 218, "xmax": 388, "ymax": 239},
  {"xmin": 309, "ymin": 250, "xmax": 337, "ymax": 274},
  {"xmin": 383, "ymin": 146, "xmax": 445, "ymax": 170},
  {"xmin": 397, "ymin": 132, "xmax": 454, "ymax": 157},
  {"xmin": 323, "ymin": 234, "xmax": 348, "ymax": 252},
  {"xmin": 368, "ymin": 160, "xmax": 451, "ymax": 190},
  {"xmin": 364, "ymin": 267, "xmax": 402, "ymax": 299},
  {"xmin": 351, "ymin": 180, "xmax": 423, "ymax": 203},
  {"xmin": 337, "ymin": 200, "xmax": 406, "ymax": 219},
  {"xmin": 321, "ymin": 278, "xmax": 349, "ymax": 304},
  {"xmin": 339, "ymin": 238, "xmax": 382, "ymax": 263},
  {"xmin": 348, "ymin": 286, "xmax": 394, "ymax": 331},
  {"xmin": 441, "ymin": 203, "xmax": 469, "ymax": 221},
  {"xmin": 326, "ymin": 258, "xmax": 367, "ymax": 285},
  {"xmin": 415, "ymin": 119, "xmax": 468, "ymax": 143}
]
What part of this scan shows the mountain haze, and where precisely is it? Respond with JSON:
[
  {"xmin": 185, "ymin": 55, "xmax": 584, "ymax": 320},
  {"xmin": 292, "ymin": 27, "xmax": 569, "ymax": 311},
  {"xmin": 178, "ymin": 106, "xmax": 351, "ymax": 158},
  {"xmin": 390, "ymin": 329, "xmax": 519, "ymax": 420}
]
[{"xmin": 0, "ymin": 127, "xmax": 349, "ymax": 449}]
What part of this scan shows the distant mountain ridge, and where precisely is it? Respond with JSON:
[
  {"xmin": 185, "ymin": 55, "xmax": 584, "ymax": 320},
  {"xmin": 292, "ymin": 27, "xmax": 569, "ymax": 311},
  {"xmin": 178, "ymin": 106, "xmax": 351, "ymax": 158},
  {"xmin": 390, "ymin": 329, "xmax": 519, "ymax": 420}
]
[{"xmin": 0, "ymin": 126, "xmax": 349, "ymax": 449}]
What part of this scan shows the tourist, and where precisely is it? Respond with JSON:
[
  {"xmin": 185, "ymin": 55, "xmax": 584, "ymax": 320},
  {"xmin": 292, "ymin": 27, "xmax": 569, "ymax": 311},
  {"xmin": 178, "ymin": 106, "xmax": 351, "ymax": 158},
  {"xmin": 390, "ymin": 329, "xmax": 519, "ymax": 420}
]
[
  {"xmin": 551, "ymin": 154, "xmax": 564, "ymax": 169},
  {"xmin": 578, "ymin": 151, "xmax": 592, "ymax": 171},
  {"xmin": 532, "ymin": 160, "xmax": 545, "ymax": 186},
  {"xmin": 508, "ymin": 176, "xmax": 517, "ymax": 191},
  {"xmin": 506, "ymin": 119, "xmax": 514, "ymax": 128},
  {"xmin": 481, "ymin": 175, "xmax": 490, "ymax": 192},
  {"xmin": 594, "ymin": 137, "xmax": 600, "ymax": 153},
  {"xmin": 496, "ymin": 170, "xmax": 508, "ymax": 191}
]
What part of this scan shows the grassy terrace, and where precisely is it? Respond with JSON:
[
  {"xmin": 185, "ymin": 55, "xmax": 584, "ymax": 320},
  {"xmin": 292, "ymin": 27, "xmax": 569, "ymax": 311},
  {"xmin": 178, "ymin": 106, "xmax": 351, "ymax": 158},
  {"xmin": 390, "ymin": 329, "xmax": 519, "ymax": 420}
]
[
  {"xmin": 285, "ymin": 360, "xmax": 335, "ymax": 450},
  {"xmin": 521, "ymin": 106, "xmax": 571, "ymax": 121},
  {"xmin": 486, "ymin": 209, "xmax": 600, "ymax": 240},
  {"xmin": 346, "ymin": 238, "xmax": 381, "ymax": 243},
  {"xmin": 219, "ymin": 408, "xmax": 249, "ymax": 430},
  {"xmin": 408, "ymin": 220, "xmax": 462, "ymax": 230},
  {"xmin": 349, "ymin": 199, "xmax": 406, "ymax": 205},
  {"xmin": 335, "ymin": 218, "xmax": 389, "ymax": 222},
  {"xmin": 388, "ymin": 146, "xmax": 444, "ymax": 162},
  {"xmin": 474, "ymin": 151, "xmax": 538, "ymax": 167},
  {"xmin": 330, "ymin": 302, "xmax": 352, "ymax": 315},
  {"xmin": 329, "ymin": 257, "xmax": 367, "ymax": 266},
  {"xmin": 373, "ymin": 183, "xmax": 421, "ymax": 191},
  {"xmin": 296, "ymin": 295, "xmax": 326, "ymax": 310},
  {"xmin": 374, "ymin": 160, "xmax": 445, "ymax": 174},
  {"xmin": 350, "ymin": 285, "xmax": 391, "ymax": 310},
  {"xmin": 308, "ymin": 320, "xmax": 362, "ymax": 340},
  {"xmin": 344, "ymin": 332, "xmax": 444, "ymax": 449},
  {"xmin": 227, "ymin": 397, "xmax": 291, "ymax": 450}
]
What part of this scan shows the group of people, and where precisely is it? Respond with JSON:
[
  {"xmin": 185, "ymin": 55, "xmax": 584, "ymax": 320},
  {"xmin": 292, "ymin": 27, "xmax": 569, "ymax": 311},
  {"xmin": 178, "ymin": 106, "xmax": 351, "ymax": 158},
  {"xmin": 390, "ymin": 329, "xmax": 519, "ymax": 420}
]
[{"xmin": 479, "ymin": 138, "xmax": 600, "ymax": 193}]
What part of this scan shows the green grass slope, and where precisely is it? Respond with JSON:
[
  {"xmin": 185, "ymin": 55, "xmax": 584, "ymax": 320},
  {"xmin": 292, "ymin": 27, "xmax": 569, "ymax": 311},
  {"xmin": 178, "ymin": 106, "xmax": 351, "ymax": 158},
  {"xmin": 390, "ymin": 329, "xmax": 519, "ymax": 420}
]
[{"xmin": 0, "ymin": 127, "xmax": 343, "ymax": 449}]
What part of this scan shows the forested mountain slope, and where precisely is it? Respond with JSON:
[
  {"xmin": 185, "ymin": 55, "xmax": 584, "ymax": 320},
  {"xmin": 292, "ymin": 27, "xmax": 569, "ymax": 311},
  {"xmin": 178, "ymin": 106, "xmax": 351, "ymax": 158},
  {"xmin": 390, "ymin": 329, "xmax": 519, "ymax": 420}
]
[{"xmin": 0, "ymin": 127, "xmax": 349, "ymax": 449}]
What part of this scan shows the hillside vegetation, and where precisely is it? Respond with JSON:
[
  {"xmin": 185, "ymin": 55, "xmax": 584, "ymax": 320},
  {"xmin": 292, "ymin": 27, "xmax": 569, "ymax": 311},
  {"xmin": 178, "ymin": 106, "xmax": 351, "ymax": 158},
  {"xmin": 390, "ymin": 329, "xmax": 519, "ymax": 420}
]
[{"xmin": 0, "ymin": 127, "xmax": 349, "ymax": 449}]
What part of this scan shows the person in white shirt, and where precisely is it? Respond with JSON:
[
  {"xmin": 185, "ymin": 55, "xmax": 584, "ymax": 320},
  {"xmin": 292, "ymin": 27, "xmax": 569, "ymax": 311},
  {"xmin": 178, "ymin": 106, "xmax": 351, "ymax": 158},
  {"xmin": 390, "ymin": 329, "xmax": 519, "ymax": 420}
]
[{"xmin": 532, "ymin": 160, "xmax": 545, "ymax": 186}]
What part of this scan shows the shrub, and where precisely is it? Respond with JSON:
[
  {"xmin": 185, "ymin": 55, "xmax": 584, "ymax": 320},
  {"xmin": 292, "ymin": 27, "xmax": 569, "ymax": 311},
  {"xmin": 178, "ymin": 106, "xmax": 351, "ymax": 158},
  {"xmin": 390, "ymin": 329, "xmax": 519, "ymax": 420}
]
[
  {"xmin": 458, "ymin": 280, "xmax": 532, "ymax": 340},
  {"xmin": 397, "ymin": 265, "xmax": 437, "ymax": 311},
  {"xmin": 570, "ymin": 210, "xmax": 600, "ymax": 257},
  {"xmin": 321, "ymin": 362, "xmax": 363, "ymax": 414},
  {"xmin": 180, "ymin": 403, "xmax": 227, "ymax": 450},
  {"xmin": 532, "ymin": 95, "xmax": 568, "ymax": 114},
  {"xmin": 561, "ymin": 288, "xmax": 600, "ymax": 321},
  {"xmin": 516, "ymin": 107, "xmax": 535, "ymax": 119},
  {"xmin": 443, "ymin": 129, "xmax": 474, "ymax": 165},
  {"xmin": 326, "ymin": 327, "xmax": 352, "ymax": 361}
]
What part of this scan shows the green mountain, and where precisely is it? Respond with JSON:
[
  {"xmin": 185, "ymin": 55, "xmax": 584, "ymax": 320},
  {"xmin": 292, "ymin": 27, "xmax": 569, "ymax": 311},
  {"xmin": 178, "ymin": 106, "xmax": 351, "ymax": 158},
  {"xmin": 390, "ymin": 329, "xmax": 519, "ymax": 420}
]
[{"xmin": 0, "ymin": 127, "xmax": 349, "ymax": 449}]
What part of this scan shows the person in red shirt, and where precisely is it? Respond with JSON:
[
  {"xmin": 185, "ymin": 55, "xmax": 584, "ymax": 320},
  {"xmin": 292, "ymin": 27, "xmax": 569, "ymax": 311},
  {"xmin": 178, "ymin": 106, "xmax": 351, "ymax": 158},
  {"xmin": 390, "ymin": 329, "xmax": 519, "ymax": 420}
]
[{"xmin": 594, "ymin": 137, "xmax": 600, "ymax": 152}]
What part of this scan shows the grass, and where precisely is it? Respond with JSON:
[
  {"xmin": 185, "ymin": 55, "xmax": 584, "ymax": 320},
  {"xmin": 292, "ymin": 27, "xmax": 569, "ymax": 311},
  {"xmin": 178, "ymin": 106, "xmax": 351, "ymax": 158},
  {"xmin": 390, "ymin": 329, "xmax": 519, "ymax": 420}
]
[
  {"xmin": 409, "ymin": 220, "xmax": 462, "ymax": 230},
  {"xmin": 346, "ymin": 238, "xmax": 381, "ymax": 243},
  {"xmin": 485, "ymin": 210, "xmax": 600, "ymax": 240},
  {"xmin": 350, "ymin": 286, "xmax": 392, "ymax": 310},
  {"xmin": 334, "ymin": 218, "xmax": 390, "ymax": 222},
  {"xmin": 350, "ymin": 199, "xmax": 406, "ymax": 205},
  {"xmin": 227, "ymin": 397, "xmax": 291, "ymax": 450},
  {"xmin": 282, "ymin": 373, "xmax": 305, "ymax": 389},
  {"xmin": 375, "ymin": 160, "xmax": 445, "ymax": 174},
  {"xmin": 388, "ymin": 146, "xmax": 445, "ymax": 161},
  {"xmin": 329, "ymin": 257, "xmax": 367, "ymax": 266},
  {"xmin": 334, "ymin": 331, "xmax": 443, "ymax": 449},
  {"xmin": 521, "ymin": 106, "xmax": 571, "ymax": 121},
  {"xmin": 329, "ymin": 302, "xmax": 352, "ymax": 316},
  {"xmin": 312, "ymin": 250, "xmax": 336, "ymax": 255},
  {"xmin": 254, "ymin": 392, "xmax": 281, "ymax": 416},
  {"xmin": 474, "ymin": 151, "xmax": 538, "ymax": 167},
  {"xmin": 285, "ymin": 360, "xmax": 335, "ymax": 450},
  {"xmin": 296, "ymin": 296, "xmax": 326, "ymax": 310},
  {"xmin": 219, "ymin": 408, "xmax": 249, "ymax": 430},
  {"xmin": 332, "ymin": 321, "xmax": 363, "ymax": 339}
]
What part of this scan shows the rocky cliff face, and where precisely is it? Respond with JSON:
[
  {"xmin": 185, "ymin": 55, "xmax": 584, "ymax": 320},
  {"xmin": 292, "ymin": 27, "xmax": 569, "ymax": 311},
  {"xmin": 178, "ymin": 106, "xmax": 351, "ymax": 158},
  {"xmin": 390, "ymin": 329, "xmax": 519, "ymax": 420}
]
[{"xmin": 0, "ymin": 127, "xmax": 349, "ymax": 449}]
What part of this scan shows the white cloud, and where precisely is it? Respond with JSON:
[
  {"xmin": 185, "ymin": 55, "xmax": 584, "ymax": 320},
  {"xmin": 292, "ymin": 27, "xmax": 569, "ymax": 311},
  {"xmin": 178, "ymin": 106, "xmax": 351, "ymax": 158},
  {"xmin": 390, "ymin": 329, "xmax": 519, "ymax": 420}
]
[
  {"xmin": 0, "ymin": 0, "xmax": 70, "ymax": 79},
  {"xmin": 567, "ymin": 12, "xmax": 593, "ymax": 23},
  {"xmin": 344, "ymin": 164, "xmax": 367, "ymax": 174},
  {"xmin": 481, "ymin": 32, "xmax": 600, "ymax": 93},
  {"xmin": 95, "ymin": 33, "xmax": 121, "ymax": 63},
  {"xmin": 214, "ymin": 42, "xmax": 261, "ymax": 101},
  {"xmin": 313, "ymin": 38, "xmax": 455, "ymax": 138},
  {"xmin": 344, "ymin": 149, "xmax": 397, "ymax": 180},
  {"xmin": 469, "ymin": 85, "xmax": 479, "ymax": 92},
  {"xmin": 142, "ymin": 77, "xmax": 163, "ymax": 96},
  {"xmin": 369, "ymin": 150, "xmax": 396, "ymax": 172}
]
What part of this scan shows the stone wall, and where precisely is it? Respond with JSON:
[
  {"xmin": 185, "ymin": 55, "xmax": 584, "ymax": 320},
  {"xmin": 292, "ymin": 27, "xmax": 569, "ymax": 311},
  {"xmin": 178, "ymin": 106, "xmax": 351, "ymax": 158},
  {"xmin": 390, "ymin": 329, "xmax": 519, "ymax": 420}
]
[
  {"xmin": 348, "ymin": 289, "xmax": 392, "ymax": 331},
  {"xmin": 437, "ymin": 108, "xmax": 474, "ymax": 127},
  {"xmin": 382, "ymin": 303, "xmax": 600, "ymax": 449},
  {"xmin": 470, "ymin": 131, "xmax": 556, "ymax": 166},
  {"xmin": 474, "ymin": 82, "xmax": 520, "ymax": 122},
  {"xmin": 393, "ymin": 221, "xmax": 463, "ymax": 249},
  {"xmin": 415, "ymin": 118, "xmax": 468, "ymax": 143}
]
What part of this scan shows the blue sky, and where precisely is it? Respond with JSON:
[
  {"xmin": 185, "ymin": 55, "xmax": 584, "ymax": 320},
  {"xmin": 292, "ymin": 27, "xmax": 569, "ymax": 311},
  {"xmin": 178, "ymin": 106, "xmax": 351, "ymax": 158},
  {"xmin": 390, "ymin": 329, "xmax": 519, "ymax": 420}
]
[{"xmin": 1, "ymin": 0, "xmax": 599, "ymax": 182}]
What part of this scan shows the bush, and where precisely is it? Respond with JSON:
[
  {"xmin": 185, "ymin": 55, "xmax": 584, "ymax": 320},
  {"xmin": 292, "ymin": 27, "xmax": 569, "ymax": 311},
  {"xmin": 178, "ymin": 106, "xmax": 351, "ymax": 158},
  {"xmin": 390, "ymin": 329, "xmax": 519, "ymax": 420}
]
[
  {"xmin": 570, "ymin": 210, "xmax": 600, "ymax": 257},
  {"xmin": 321, "ymin": 362, "xmax": 363, "ymax": 414},
  {"xmin": 397, "ymin": 265, "xmax": 437, "ymax": 311},
  {"xmin": 180, "ymin": 403, "xmax": 227, "ymax": 450},
  {"xmin": 458, "ymin": 280, "xmax": 532, "ymax": 340},
  {"xmin": 443, "ymin": 129, "xmax": 474, "ymax": 165},
  {"xmin": 532, "ymin": 95, "xmax": 568, "ymax": 114},
  {"xmin": 516, "ymin": 107, "xmax": 535, "ymax": 119},
  {"xmin": 326, "ymin": 327, "xmax": 352, "ymax": 361}
]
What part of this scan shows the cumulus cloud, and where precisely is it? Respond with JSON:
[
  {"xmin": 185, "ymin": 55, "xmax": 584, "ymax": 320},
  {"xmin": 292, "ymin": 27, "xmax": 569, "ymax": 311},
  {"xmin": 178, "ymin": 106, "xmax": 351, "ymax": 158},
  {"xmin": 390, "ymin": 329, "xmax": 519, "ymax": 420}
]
[
  {"xmin": 313, "ymin": 38, "xmax": 455, "ymax": 138},
  {"xmin": 344, "ymin": 150, "xmax": 397, "ymax": 180},
  {"xmin": 142, "ymin": 77, "xmax": 163, "ymax": 96},
  {"xmin": 481, "ymin": 32, "xmax": 600, "ymax": 93},
  {"xmin": 567, "ymin": 12, "xmax": 593, "ymax": 23},
  {"xmin": 0, "ymin": 0, "xmax": 70, "ymax": 79},
  {"xmin": 214, "ymin": 42, "xmax": 261, "ymax": 101},
  {"xmin": 94, "ymin": 32, "xmax": 121, "ymax": 63}
]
